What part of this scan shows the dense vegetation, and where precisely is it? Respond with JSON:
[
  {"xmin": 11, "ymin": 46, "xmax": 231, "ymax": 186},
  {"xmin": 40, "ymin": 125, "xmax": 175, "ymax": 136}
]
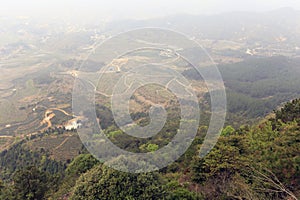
[
  {"xmin": 0, "ymin": 141, "xmax": 66, "ymax": 180},
  {"xmin": 184, "ymin": 56, "xmax": 300, "ymax": 125},
  {"xmin": 0, "ymin": 99, "xmax": 299, "ymax": 199}
]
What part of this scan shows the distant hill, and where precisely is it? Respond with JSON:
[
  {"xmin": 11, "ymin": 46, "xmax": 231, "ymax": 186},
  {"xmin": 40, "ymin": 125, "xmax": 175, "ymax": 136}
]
[{"xmin": 106, "ymin": 8, "xmax": 300, "ymax": 43}]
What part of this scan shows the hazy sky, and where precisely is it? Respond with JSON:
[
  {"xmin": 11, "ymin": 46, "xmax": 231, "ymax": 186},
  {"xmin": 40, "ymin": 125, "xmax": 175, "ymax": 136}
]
[{"xmin": 1, "ymin": 0, "xmax": 300, "ymax": 21}]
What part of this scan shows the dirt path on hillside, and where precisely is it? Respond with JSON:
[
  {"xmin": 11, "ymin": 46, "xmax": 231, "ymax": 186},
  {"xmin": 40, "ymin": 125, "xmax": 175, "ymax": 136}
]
[
  {"xmin": 40, "ymin": 108, "xmax": 74, "ymax": 132},
  {"xmin": 54, "ymin": 137, "xmax": 70, "ymax": 150}
]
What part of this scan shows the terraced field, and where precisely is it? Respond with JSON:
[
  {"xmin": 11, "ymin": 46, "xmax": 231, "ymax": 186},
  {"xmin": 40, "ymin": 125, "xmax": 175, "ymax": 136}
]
[{"xmin": 26, "ymin": 133, "xmax": 83, "ymax": 162}]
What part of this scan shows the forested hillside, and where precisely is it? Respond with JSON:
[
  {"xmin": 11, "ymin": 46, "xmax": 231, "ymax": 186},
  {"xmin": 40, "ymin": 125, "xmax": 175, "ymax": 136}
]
[
  {"xmin": 184, "ymin": 56, "xmax": 300, "ymax": 126},
  {"xmin": 0, "ymin": 99, "xmax": 299, "ymax": 199}
]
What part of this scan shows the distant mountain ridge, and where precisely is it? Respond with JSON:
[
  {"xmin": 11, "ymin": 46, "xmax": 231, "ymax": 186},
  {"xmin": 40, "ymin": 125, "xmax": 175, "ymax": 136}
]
[{"xmin": 106, "ymin": 8, "xmax": 300, "ymax": 45}]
